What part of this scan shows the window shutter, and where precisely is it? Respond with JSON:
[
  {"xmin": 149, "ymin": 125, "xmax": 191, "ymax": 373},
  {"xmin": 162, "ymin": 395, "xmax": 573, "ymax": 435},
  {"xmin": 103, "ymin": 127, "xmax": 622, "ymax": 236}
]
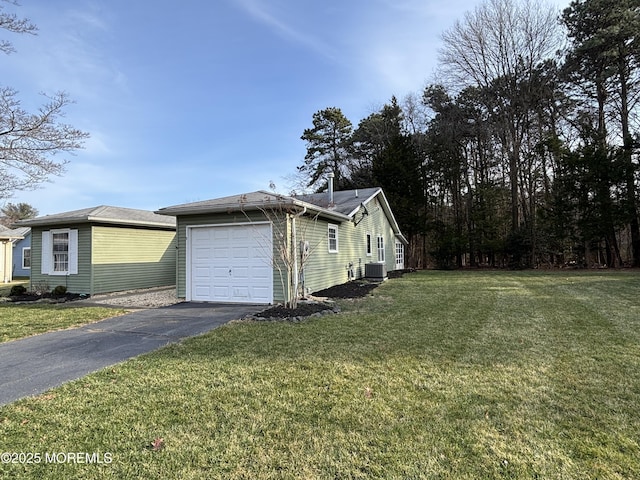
[
  {"xmin": 68, "ymin": 229, "xmax": 79, "ymax": 275},
  {"xmin": 41, "ymin": 231, "xmax": 52, "ymax": 274}
]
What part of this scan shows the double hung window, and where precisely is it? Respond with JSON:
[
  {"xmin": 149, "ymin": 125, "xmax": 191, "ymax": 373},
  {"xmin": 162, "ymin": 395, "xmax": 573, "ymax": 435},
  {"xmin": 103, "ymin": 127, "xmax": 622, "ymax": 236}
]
[
  {"xmin": 377, "ymin": 235, "xmax": 385, "ymax": 263},
  {"xmin": 53, "ymin": 232, "xmax": 70, "ymax": 272},
  {"xmin": 328, "ymin": 225, "xmax": 338, "ymax": 253},
  {"xmin": 22, "ymin": 247, "xmax": 31, "ymax": 269},
  {"xmin": 41, "ymin": 229, "xmax": 78, "ymax": 275}
]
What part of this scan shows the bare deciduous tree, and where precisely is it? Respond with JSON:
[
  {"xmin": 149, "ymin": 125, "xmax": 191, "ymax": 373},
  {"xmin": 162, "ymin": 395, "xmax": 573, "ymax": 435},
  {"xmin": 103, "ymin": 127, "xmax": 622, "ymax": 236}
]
[
  {"xmin": 0, "ymin": 0, "xmax": 37, "ymax": 54},
  {"xmin": 438, "ymin": 0, "xmax": 562, "ymax": 234},
  {"xmin": 0, "ymin": 1, "xmax": 89, "ymax": 200},
  {"xmin": 439, "ymin": 0, "xmax": 561, "ymax": 91}
]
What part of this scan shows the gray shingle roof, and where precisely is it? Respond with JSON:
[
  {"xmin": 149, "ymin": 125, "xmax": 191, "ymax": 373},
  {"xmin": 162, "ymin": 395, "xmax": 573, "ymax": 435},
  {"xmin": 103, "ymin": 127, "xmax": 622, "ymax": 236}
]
[
  {"xmin": 0, "ymin": 226, "xmax": 25, "ymax": 240},
  {"xmin": 156, "ymin": 187, "xmax": 407, "ymax": 243},
  {"xmin": 157, "ymin": 191, "xmax": 293, "ymax": 215},
  {"xmin": 10, "ymin": 226, "xmax": 30, "ymax": 237},
  {"xmin": 14, "ymin": 205, "xmax": 176, "ymax": 229},
  {"xmin": 157, "ymin": 190, "xmax": 351, "ymax": 222},
  {"xmin": 293, "ymin": 187, "xmax": 381, "ymax": 216}
]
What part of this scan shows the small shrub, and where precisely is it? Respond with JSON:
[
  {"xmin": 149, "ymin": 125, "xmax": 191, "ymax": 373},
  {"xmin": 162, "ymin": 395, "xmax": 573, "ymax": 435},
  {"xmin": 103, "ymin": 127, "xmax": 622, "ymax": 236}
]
[
  {"xmin": 9, "ymin": 285, "xmax": 27, "ymax": 296},
  {"xmin": 52, "ymin": 285, "xmax": 67, "ymax": 297}
]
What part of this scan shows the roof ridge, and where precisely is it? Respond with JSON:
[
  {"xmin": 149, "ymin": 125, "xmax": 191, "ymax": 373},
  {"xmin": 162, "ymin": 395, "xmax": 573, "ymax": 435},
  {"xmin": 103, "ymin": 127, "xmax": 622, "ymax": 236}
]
[{"xmin": 90, "ymin": 205, "xmax": 110, "ymax": 216}]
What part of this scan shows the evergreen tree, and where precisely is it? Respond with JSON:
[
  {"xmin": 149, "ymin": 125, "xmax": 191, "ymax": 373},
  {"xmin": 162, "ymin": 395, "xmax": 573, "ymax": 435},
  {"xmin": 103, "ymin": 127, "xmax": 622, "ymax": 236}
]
[{"xmin": 299, "ymin": 107, "xmax": 353, "ymax": 190}]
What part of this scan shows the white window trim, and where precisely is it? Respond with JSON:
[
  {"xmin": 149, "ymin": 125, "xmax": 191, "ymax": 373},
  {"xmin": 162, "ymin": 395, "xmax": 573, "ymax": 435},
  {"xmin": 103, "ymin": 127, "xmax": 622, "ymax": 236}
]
[
  {"xmin": 328, "ymin": 224, "xmax": 339, "ymax": 253},
  {"xmin": 22, "ymin": 247, "xmax": 31, "ymax": 270},
  {"xmin": 366, "ymin": 233, "xmax": 372, "ymax": 257},
  {"xmin": 41, "ymin": 229, "xmax": 78, "ymax": 276},
  {"xmin": 377, "ymin": 235, "xmax": 385, "ymax": 263}
]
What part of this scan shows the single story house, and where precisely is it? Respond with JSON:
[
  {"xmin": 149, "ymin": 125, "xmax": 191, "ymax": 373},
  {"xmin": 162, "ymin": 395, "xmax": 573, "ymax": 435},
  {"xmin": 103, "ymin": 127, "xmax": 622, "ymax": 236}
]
[
  {"xmin": 15, "ymin": 206, "xmax": 177, "ymax": 295},
  {"xmin": 11, "ymin": 227, "xmax": 31, "ymax": 278},
  {"xmin": 156, "ymin": 181, "xmax": 408, "ymax": 304},
  {"xmin": 0, "ymin": 227, "xmax": 25, "ymax": 283}
]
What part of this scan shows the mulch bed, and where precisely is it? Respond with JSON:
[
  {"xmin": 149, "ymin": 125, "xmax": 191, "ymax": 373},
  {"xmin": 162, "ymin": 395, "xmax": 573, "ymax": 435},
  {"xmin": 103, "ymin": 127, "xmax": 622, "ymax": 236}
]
[
  {"xmin": 7, "ymin": 292, "xmax": 87, "ymax": 304},
  {"xmin": 255, "ymin": 301, "xmax": 336, "ymax": 319},
  {"xmin": 313, "ymin": 281, "xmax": 380, "ymax": 299},
  {"xmin": 255, "ymin": 280, "xmax": 382, "ymax": 320}
]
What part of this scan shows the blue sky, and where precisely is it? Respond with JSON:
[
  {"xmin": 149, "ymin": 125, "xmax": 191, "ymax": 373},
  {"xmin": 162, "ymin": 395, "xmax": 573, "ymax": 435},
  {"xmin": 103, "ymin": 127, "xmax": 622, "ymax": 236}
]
[{"xmin": 4, "ymin": 0, "xmax": 569, "ymax": 216}]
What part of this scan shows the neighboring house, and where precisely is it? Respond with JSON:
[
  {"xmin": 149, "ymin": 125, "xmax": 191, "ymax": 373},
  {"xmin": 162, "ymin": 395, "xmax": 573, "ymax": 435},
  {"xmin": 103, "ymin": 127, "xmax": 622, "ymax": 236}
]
[
  {"xmin": 156, "ymin": 182, "xmax": 408, "ymax": 305},
  {"xmin": 0, "ymin": 227, "xmax": 25, "ymax": 283},
  {"xmin": 15, "ymin": 206, "xmax": 177, "ymax": 295},
  {"xmin": 10, "ymin": 227, "xmax": 31, "ymax": 278}
]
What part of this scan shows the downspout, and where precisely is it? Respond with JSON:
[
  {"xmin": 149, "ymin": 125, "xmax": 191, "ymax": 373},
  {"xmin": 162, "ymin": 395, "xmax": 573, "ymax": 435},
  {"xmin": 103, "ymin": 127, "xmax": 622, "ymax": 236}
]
[{"xmin": 291, "ymin": 206, "xmax": 307, "ymax": 305}]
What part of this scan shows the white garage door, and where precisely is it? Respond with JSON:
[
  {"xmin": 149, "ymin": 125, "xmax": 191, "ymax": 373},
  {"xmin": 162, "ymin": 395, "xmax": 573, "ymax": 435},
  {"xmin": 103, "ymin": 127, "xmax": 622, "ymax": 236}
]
[{"xmin": 188, "ymin": 223, "xmax": 273, "ymax": 304}]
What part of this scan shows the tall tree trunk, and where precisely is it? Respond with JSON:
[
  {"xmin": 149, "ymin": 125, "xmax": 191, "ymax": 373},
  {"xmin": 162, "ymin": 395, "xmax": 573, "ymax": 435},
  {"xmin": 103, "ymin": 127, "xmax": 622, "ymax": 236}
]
[{"xmin": 618, "ymin": 55, "xmax": 640, "ymax": 266}]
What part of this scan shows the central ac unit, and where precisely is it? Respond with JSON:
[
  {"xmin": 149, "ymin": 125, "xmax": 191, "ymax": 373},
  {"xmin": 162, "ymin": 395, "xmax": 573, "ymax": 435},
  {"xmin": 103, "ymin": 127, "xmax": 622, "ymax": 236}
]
[{"xmin": 365, "ymin": 262, "xmax": 387, "ymax": 280}]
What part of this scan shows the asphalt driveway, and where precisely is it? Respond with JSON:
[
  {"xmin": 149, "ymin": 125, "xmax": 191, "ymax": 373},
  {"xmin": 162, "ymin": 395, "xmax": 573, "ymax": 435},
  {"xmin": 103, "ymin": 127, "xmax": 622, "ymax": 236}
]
[{"xmin": 0, "ymin": 302, "xmax": 264, "ymax": 406}]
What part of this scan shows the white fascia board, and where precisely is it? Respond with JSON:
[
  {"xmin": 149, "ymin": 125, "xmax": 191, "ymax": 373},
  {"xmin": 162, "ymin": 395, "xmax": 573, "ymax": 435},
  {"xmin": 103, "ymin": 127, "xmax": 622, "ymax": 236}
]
[{"xmin": 346, "ymin": 188, "xmax": 383, "ymax": 218}]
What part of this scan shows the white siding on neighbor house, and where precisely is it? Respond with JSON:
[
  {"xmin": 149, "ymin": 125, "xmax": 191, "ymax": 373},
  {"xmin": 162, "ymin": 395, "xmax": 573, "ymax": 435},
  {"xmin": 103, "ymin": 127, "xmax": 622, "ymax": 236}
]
[{"xmin": 0, "ymin": 241, "xmax": 12, "ymax": 283}]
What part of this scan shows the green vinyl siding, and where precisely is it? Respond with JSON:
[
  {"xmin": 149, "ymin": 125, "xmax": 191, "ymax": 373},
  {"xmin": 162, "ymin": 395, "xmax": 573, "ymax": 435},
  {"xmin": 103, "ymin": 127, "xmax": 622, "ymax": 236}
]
[
  {"xmin": 91, "ymin": 226, "xmax": 176, "ymax": 294},
  {"xmin": 174, "ymin": 194, "xmax": 402, "ymax": 304},
  {"xmin": 175, "ymin": 211, "xmax": 287, "ymax": 303},
  {"xmin": 29, "ymin": 225, "xmax": 93, "ymax": 294},
  {"xmin": 296, "ymin": 197, "xmax": 399, "ymax": 295},
  {"xmin": 29, "ymin": 224, "xmax": 175, "ymax": 296}
]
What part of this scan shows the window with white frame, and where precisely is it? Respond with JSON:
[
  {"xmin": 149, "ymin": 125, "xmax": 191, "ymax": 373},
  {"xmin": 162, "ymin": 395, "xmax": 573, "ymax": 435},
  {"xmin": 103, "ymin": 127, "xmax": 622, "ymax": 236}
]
[
  {"xmin": 42, "ymin": 229, "xmax": 78, "ymax": 275},
  {"xmin": 395, "ymin": 241, "xmax": 404, "ymax": 269},
  {"xmin": 377, "ymin": 235, "xmax": 385, "ymax": 263},
  {"xmin": 22, "ymin": 247, "xmax": 31, "ymax": 269},
  {"xmin": 328, "ymin": 224, "xmax": 338, "ymax": 253},
  {"xmin": 366, "ymin": 233, "xmax": 372, "ymax": 256},
  {"xmin": 53, "ymin": 231, "xmax": 69, "ymax": 272}
]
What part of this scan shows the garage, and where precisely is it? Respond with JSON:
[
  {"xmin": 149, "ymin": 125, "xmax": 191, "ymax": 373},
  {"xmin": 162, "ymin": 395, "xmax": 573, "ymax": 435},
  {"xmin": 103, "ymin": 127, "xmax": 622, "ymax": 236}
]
[{"xmin": 187, "ymin": 223, "xmax": 273, "ymax": 304}]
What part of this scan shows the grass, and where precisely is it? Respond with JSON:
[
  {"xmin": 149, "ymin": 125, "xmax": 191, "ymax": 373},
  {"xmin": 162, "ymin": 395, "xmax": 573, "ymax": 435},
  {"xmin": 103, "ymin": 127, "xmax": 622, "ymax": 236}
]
[
  {"xmin": 0, "ymin": 280, "xmax": 126, "ymax": 343},
  {"xmin": 1, "ymin": 270, "xmax": 639, "ymax": 479},
  {"xmin": 0, "ymin": 304, "xmax": 127, "ymax": 343}
]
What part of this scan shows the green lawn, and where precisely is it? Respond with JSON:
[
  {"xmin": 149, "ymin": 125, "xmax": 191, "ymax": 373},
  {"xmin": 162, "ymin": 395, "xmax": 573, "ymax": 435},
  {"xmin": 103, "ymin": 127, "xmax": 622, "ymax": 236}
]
[
  {"xmin": 0, "ymin": 304, "xmax": 126, "ymax": 343},
  {"xmin": 1, "ymin": 271, "xmax": 639, "ymax": 479},
  {"xmin": 0, "ymin": 279, "xmax": 125, "ymax": 343}
]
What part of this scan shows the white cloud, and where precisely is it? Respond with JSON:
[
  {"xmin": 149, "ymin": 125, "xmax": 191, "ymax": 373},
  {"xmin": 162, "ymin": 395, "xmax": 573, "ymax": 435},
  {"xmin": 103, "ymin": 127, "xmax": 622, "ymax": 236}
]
[
  {"xmin": 230, "ymin": 0, "xmax": 337, "ymax": 61},
  {"xmin": 5, "ymin": 2, "xmax": 129, "ymax": 104},
  {"xmin": 343, "ymin": 0, "xmax": 570, "ymax": 105}
]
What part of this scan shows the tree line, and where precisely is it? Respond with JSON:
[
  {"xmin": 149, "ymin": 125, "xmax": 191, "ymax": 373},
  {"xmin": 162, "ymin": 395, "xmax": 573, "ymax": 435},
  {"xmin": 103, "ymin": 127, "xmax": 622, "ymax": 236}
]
[{"xmin": 295, "ymin": 0, "xmax": 640, "ymax": 269}]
